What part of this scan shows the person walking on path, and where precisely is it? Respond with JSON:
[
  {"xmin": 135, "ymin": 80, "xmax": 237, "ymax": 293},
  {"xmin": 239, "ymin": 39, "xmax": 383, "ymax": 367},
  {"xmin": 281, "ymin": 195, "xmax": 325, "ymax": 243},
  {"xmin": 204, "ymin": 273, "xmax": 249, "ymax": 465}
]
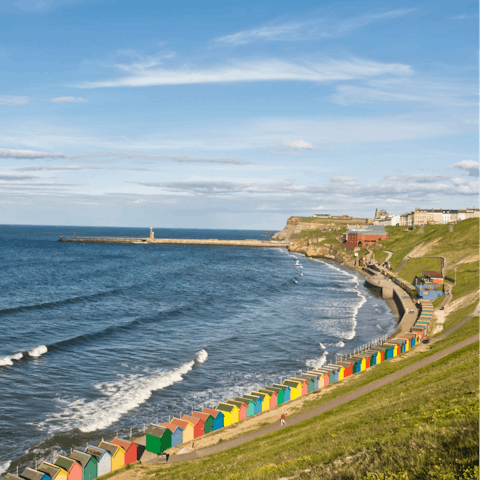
[{"xmin": 280, "ymin": 413, "xmax": 286, "ymax": 426}]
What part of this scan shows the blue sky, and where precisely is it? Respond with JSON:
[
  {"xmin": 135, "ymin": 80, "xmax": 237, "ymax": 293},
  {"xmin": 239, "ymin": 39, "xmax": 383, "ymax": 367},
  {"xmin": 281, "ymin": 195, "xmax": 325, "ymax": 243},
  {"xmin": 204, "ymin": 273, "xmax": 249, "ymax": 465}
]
[{"xmin": 0, "ymin": 0, "xmax": 478, "ymax": 229}]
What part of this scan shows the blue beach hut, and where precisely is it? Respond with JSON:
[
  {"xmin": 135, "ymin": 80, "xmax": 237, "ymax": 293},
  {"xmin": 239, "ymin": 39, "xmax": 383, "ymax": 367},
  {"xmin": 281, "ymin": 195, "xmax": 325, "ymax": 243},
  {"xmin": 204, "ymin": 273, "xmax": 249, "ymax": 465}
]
[
  {"xmin": 302, "ymin": 374, "xmax": 318, "ymax": 391},
  {"xmin": 323, "ymin": 366, "xmax": 339, "ymax": 383},
  {"xmin": 161, "ymin": 422, "xmax": 183, "ymax": 448},
  {"xmin": 243, "ymin": 394, "xmax": 262, "ymax": 414},
  {"xmin": 202, "ymin": 408, "xmax": 224, "ymax": 430}
]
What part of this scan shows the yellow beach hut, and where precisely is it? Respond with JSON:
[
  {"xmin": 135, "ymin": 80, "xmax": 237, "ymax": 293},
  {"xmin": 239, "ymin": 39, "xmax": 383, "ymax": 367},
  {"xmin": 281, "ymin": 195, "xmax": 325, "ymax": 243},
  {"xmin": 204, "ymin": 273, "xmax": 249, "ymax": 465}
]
[
  {"xmin": 170, "ymin": 418, "xmax": 194, "ymax": 443},
  {"xmin": 216, "ymin": 402, "xmax": 239, "ymax": 424},
  {"xmin": 98, "ymin": 441, "xmax": 125, "ymax": 471},
  {"xmin": 283, "ymin": 380, "xmax": 301, "ymax": 399},
  {"xmin": 251, "ymin": 391, "xmax": 270, "ymax": 411}
]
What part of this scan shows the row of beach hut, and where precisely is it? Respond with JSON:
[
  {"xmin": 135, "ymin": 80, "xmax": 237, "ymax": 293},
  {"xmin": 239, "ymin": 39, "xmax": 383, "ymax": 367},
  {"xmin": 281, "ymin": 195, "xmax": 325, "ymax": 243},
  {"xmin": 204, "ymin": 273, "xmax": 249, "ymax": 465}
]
[{"xmin": 5, "ymin": 300, "xmax": 433, "ymax": 480}]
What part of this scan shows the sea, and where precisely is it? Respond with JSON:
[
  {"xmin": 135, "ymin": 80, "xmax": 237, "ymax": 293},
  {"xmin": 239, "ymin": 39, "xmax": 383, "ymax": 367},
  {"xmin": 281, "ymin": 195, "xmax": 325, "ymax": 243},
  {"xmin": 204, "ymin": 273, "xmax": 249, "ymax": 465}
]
[{"xmin": 0, "ymin": 226, "xmax": 397, "ymax": 475}]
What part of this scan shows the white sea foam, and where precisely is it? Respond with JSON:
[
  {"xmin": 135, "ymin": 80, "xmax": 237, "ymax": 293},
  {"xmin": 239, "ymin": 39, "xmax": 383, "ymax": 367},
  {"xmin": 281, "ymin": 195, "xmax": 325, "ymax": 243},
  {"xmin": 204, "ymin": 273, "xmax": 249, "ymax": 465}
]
[
  {"xmin": 195, "ymin": 349, "xmax": 208, "ymax": 363},
  {"xmin": 375, "ymin": 324, "xmax": 385, "ymax": 331},
  {"xmin": 42, "ymin": 350, "xmax": 207, "ymax": 433},
  {"xmin": 29, "ymin": 345, "xmax": 48, "ymax": 357},
  {"xmin": 334, "ymin": 341, "xmax": 345, "ymax": 348},
  {"xmin": 306, "ymin": 351, "xmax": 328, "ymax": 369},
  {"xmin": 0, "ymin": 461, "xmax": 11, "ymax": 476},
  {"xmin": 0, "ymin": 352, "xmax": 23, "ymax": 367},
  {"xmin": 319, "ymin": 343, "xmax": 326, "ymax": 349}
]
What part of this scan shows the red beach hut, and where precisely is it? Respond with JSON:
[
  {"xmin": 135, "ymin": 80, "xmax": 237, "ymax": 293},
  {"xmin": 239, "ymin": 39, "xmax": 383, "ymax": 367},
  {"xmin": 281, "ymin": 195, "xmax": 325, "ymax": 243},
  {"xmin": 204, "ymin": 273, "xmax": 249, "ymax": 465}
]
[
  {"xmin": 54, "ymin": 457, "xmax": 82, "ymax": 480},
  {"xmin": 336, "ymin": 361, "xmax": 354, "ymax": 377},
  {"xmin": 111, "ymin": 438, "xmax": 137, "ymax": 466},
  {"xmin": 226, "ymin": 400, "xmax": 247, "ymax": 421},
  {"xmin": 259, "ymin": 389, "xmax": 278, "ymax": 408}
]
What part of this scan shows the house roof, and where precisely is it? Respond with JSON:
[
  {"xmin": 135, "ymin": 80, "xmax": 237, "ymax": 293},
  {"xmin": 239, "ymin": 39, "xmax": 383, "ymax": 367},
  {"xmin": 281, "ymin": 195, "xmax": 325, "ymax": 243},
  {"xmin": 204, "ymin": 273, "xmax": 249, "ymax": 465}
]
[
  {"xmin": 21, "ymin": 469, "xmax": 46, "ymax": 480},
  {"xmin": 70, "ymin": 451, "xmax": 93, "ymax": 468},
  {"xmin": 85, "ymin": 446, "xmax": 109, "ymax": 461},
  {"xmin": 423, "ymin": 270, "xmax": 443, "ymax": 277},
  {"xmin": 347, "ymin": 225, "xmax": 387, "ymax": 235},
  {"xmin": 145, "ymin": 424, "xmax": 169, "ymax": 438}
]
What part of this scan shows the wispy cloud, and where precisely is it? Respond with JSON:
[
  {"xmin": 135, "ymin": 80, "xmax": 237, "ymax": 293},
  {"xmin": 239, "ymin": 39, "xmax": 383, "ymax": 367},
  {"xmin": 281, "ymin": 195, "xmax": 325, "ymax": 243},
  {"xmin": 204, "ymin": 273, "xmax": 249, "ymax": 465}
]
[
  {"xmin": 283, "ymin": 139, "xmax": 314, "ymax": 149},
  {"xmin": 269, "ymin": 150, "xmax": 300, "ymax": 155},
  {"xmin": 447, "ymin": 160, "xmax": 479, "ymax": 177},
  {"xmin": 216, "ymin": 9, "xmax": 416, "ymax": 45},
  {"xmin": 384, "ymin": 174, "xmax": 452, "ymax": 183},
  {"xmin": 0, "ymin": 148, "xmax": 248, "ymax": 165},
  {"xmin": 0, "ymin": 95, "xmax": 89, "ymax": 106},
  {"xmin": 12, "ymin": 164, "xmax": 153, "ymax": 172},
  {"xmin": 450, "ymin": 14, "xmax": 476, "ymax": 20},
  {"xmin": 50, "ymin": 96, "xmax": 88, "ymax": 103},
  {"xmin": 331, "ymin": 78, "xmax": 477, "ymax": 107},
  {"xmin": 79, "ymin": 57, "xmax": 411, "ymax": 88}
]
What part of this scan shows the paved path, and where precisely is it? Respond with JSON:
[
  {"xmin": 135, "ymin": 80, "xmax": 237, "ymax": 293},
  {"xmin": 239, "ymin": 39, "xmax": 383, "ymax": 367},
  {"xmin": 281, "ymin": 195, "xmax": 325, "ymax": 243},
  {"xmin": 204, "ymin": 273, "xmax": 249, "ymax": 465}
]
[
  {"xmin": 416, "ymin": 225, "xmax": 425, "ymax": 235},
  {"xmin": 432, "ymin": 303, "xmax": 479, "ymax": 343},
  {"xmin": 394, "ymin": 242, "xmax": 424, "ymax": 274},
  {"xmin": 146, "ymin": 332, "xmax": 479, "ymax": 465}
]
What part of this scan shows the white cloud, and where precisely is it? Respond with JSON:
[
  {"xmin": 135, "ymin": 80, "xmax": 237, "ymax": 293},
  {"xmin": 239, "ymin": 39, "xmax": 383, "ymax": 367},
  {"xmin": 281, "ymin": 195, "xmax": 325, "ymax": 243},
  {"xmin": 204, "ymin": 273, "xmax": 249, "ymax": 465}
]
[
  {"xmin": 0, "ymin": 148, "xmax": 67, "ymax": 159},
  {"xmin": 330, "ymin": 175, "xmax": 357, "ymax": 185},
  {"xmin": 216, "ymin": 9, "xmax": 416, "ymax": 45},
  {"xmin": 50, "ymin": 96, "xmax": 88, "ymax": 104},
  {"xmin": 447, "ymin": 160, "xmax": 479, "ymax": 177},
  {"xmin": 269, "ymin": 150, "xmax": 300, "ymax": 155},
  {"xmin": 282, "ymin": 139, "xmax": 314, "ymax": 150},
  {"xmin": 79, "ymin": 57, "xmax": 411, "ymax": 88}
]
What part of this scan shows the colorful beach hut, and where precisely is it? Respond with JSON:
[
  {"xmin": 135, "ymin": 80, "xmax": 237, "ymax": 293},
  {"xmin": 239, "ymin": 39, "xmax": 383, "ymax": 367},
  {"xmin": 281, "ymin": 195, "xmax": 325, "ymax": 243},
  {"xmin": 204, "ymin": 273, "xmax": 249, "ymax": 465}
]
[
  {"xmin": 235, "ymin": 397, "xmax": 256, "ymax": 417},
  {"xmin": 111, "ymin": 438, "xmax": 137, "ymax": 465},
  {"xmin": 225, "ymin": 400, "xmax": 247, "ymax": 421},
  {"xmin": 85, "ymin": 446, "xmax": 111, "ymax": 477},
  {"xmin": 6, "ymin": 475, "xmax": 25, "ymax": 480},
  {"xmin": 37, "ymin": 463, "xmax": 67, "ymax": 480},
  {"xmin": 202, "ymin": 408, "xmax": 224, "ymax": 430},
  {"xmin": 145, "ymin": 424, "xmax": 172, "ymax": 453},
  {"xmin": 290, "ymin": 377, "xmax": 309, "ymax": 395},
  {"xmin": 54, "ymin": 456, "xmax": 82, "ymax": 480},
  {"xmin": 283, "ymin": 380, "xmax": 301, "ymax": 399},
  {"xmin": 383, "ymin": 342, "xmax": 400, "ymax": 357},
  {"xmin": 70, "ymin": 451, "xmax": 97, "ymax": 480},
  {"xmin": 251, "ymin": 391, "xmax": 270, "ymax": 411},
  {"xmin": 301, "ymin": 373, "xmax": 319, "ymax": 391},
  {"xmin": 161, "ymin": 422, "xmax": 184, "ymax": 447},
  {"xmin": 171, "ymin": 418, "xmax": 194, "ymax": 443},
  {"xmin": 259, "ymin": 388, "xmax": 278, "ymax": 408},
  {"xmin": 21, "ymin": 468, "xmax": 51, "ymax": 480},
  {"xmin": 243, "ymin": 394, "xmax": 263, "ymax": 414},
  {"xmin": 273, "ymin": 384, "xmax": 291, "ymax": 402},
  {"xmin": 98, "ymin": 441, "xmax": 124, "ymax": 470},
  {"xmin": 325, "ymin": 364, "xmax": 341, "ymax": 382},
  {"xmin": 307, "ymin": 371, "xmax": 325, "ymax": 388},
  {"xmin": 312, "ymin": 369, "xmax": 330, "ymax": 386},
  {"xmin": 336, "ymin": 360, "xmax": 354, "ymax": 377},
  {"xmin": 264, "ymin": 386, "xmax": 284, "ymax": 404},
  {"xmin": 182, "ymin": 415, "xmax": 205, "ymax": 438},
  {"xmin": 192, "ymin": 412, "xmax": 214, "ymax": 434},
  {"xmin": 370, "ymin": 347, "xmax": 386, "ymax": 362},
  {"xmin": 216, "ymin": 403, "xmax": 238, "ymax": 425}
]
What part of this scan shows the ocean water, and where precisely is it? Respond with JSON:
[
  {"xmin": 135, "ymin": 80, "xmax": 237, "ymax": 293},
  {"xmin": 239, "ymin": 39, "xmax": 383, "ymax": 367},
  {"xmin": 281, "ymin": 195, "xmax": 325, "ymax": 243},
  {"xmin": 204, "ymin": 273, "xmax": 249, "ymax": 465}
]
[{"xmin": 0, "ymin": 226, "xmax": 397, "ymax": 474}]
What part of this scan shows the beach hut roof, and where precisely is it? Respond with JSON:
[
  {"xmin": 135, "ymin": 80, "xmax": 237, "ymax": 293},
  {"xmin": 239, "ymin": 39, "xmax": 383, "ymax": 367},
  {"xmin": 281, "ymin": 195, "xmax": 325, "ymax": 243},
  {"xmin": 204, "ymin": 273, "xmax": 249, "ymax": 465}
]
[
  {"xmin": 6, "ymin": 474, "xmax": 24, "ymax": 480},
  {"xmin": 326, "ymin": 364, "xmax": 341, "ymax": 371},
  {"xmin": 171, "ymin": 418, "xmax": 191, "ymax": 429},
  {"xmin": 111, "ymin": 438, "xmax": 133, "ymax": 451},
  {"xmin": 243, "ymin": 394, "xmax": 261, "ymax": 402},
  {"xmin": 145, "ymin": 424, "xmax": 169, "ymax": 437},
  {"xmin": 259, "ymin": 388, "xmax": 277, "ymax": 396},
  {"xmin": 283, "ymin": 380, "xmax": 300, "ymax": 388},
  {"xmin": 202, "ymin": 408, "xmax": 223, "ymax": 418},
  {"xmin": 70, "ymin": 451, "xmax": 92, "ymax": 468},
  {"xmin": 263, "ymin": 386, "xmax": 281, "ymax": 393},
  {"xmin": 38, "ymin": 463, "xmax": 62, "ymax": 479},
  {"xmin": 235, "ymin": 397, "xmax": 254, "ymax": 405},
  {"xmin": 21, "ymin": 469, "xmax": 46, "ymax": 480},
  {"xmin": 272, "ymin": 384, "xmax": 289, "ymax": 391},
  {"xmin": 85, "ymin": 446, "xmax": 108, "ymax": 461},
  {"xmin": 98, "ymin": 441, "xmax": 122, "ymax": 457},
  {"xmin": 226, "ymin": 400, "xmax": 245, "ymax": 409},
  {"xmin": 217, "ymin": 403, "xmax": 235, "ymax": 412},
  {"xmin": 192, "ymin": 412, "xmax": 212, "ymax": 423},
  {"xmin": 161, "ymin": 422, "xmax": 182, "ymax": 433},
  {"xmin": 251, "ymin": 391, "xmax": 268, "ymax": 399},
  {"xmin": 55, "ymin": 456, "xmax": 76, "ymax": 472},
  {"xmin": 311, "ymin": 368, "xmax": 329, "ymax": 375},
  {"xmin": 182, "ymin": 415, "xmax": 201, "ymax": 426}
]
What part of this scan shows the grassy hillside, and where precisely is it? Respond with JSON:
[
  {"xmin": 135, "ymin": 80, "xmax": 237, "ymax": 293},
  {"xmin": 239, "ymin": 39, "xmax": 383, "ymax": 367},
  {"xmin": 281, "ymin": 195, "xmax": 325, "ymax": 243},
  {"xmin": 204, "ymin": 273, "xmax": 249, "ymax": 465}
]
[{"xmin": 132, "ymin": 335, "xmax": 479, "ymax": 480}]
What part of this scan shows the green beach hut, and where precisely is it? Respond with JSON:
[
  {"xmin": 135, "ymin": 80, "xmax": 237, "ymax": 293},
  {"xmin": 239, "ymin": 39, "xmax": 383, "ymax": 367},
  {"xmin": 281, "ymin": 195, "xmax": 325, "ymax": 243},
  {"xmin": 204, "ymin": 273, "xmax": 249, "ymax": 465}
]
[
  {"xmin": 145, "ymin": 424, "xmax": 172, "ymax": 454},
  {"xmin": 70, "ymin": 451, "xmax": 97, "ymax": 480}
]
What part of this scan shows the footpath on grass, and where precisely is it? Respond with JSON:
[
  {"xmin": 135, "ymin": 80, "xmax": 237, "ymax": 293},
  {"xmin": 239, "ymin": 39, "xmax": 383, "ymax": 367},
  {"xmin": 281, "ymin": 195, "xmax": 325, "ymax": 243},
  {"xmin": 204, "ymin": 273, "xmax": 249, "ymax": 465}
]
[{"xmin": 144, "ymin": 319, "xmax": 478, "ymax": 465}]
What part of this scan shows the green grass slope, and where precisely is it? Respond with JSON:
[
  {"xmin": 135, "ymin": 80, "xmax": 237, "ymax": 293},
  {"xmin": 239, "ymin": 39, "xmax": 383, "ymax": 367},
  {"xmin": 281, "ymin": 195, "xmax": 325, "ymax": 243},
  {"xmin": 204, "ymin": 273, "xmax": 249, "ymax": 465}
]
[{"xmin": 144, "ymin": 338, "xmax": 479, "ymax": 480}]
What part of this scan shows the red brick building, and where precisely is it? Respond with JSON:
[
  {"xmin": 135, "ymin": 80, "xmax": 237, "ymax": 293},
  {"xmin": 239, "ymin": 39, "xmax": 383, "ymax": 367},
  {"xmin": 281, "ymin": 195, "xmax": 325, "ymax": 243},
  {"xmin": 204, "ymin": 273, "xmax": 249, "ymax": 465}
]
[{"xmin": 345, "ymin": 225, "xmax": 388, "ymax": 248}]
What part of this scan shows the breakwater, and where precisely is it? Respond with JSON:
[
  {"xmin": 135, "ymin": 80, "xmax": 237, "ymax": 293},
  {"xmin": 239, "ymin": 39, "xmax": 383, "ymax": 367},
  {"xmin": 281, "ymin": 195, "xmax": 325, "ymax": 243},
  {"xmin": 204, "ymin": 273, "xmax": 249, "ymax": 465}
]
[{"xmin": 58, "ymin": 235, "xmax": 289, "ymax": 248}]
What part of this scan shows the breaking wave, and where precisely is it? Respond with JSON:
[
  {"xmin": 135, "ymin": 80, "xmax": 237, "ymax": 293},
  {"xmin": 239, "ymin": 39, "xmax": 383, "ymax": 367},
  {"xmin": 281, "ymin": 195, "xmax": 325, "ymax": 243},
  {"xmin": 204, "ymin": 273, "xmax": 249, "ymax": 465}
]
[
  {"xmin": 0, "ymin": 346, "xmax": 47, "ymax": 367},
  {"xmin": 40, "ymin": 350, "xmax": 208, "ymax": 434},
  {"xmin": 0, "ymin": 461, "xmax": 11, "ymax": 476},
  {"xmin": 306, "ymin": 351, "xmax": 328, "ymax": 369}
]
